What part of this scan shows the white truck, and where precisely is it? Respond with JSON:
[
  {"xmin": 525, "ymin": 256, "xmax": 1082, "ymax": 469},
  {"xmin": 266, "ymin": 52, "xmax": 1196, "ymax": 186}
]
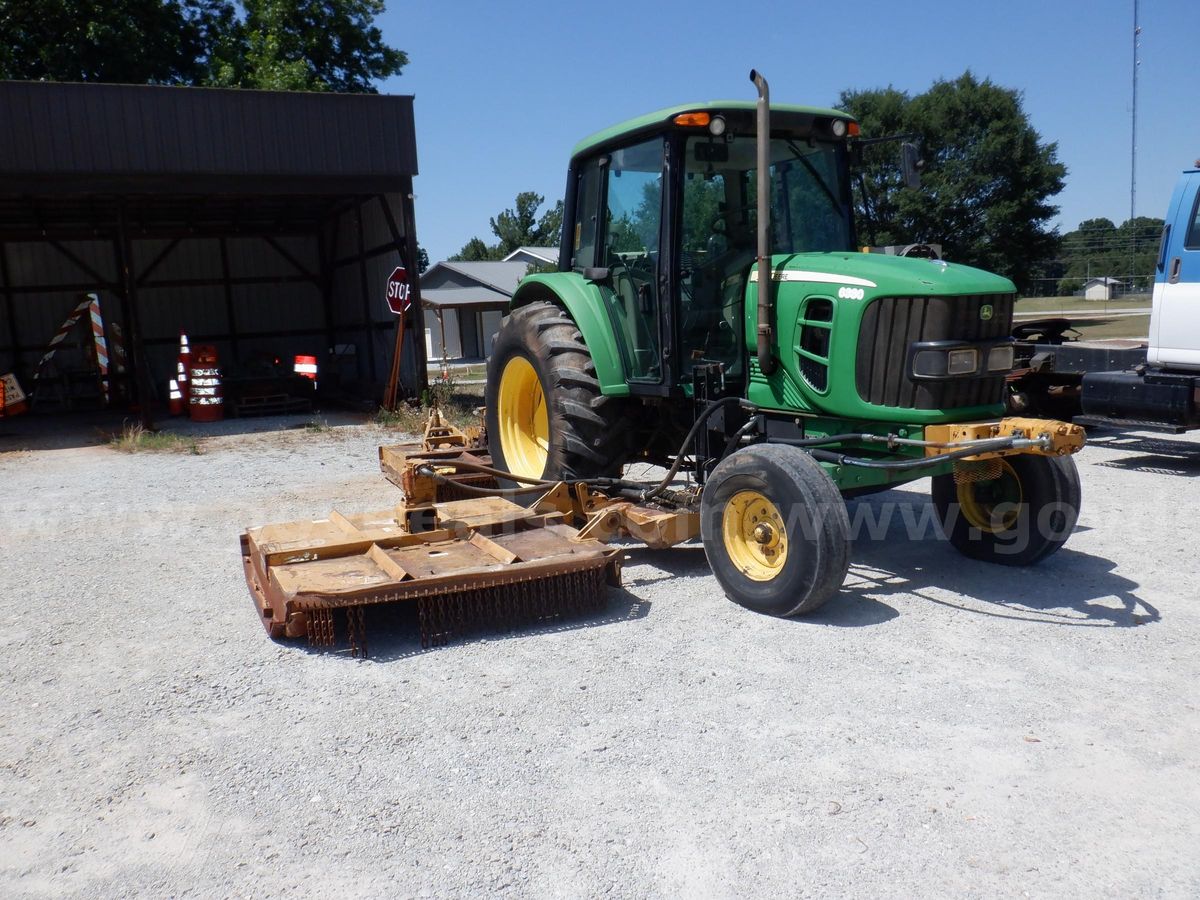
[{"xmin": 1009, "ymin": 165, "xmax": 1200, "ymax": 433}]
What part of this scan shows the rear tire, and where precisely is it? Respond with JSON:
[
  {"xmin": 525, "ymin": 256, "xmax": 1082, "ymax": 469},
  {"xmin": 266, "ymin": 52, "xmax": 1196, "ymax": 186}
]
[
  {"xmin": 700, "ymin": 444, "xmax": 851, "ymax": 617},
  {"xmin": 486, "ymin": 300, "xmax": 631, "ymax": 482},
  {"xmin": 931, "ymin": 454, "xmax": 1081, "ymax": 566}
]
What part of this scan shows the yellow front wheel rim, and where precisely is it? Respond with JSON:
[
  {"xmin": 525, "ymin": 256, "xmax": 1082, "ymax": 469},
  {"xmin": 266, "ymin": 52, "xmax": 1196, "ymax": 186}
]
[
  {"xmin": 957, "ymin": 459, "xmax": 1023, "ymax": 532},
  {"xmin": 497, "ymin": 355, "xmax": 550, "ymax": 479},
  {"xmin": 722, "ymin": 490, "xmax": 788, "ymax": 581}
]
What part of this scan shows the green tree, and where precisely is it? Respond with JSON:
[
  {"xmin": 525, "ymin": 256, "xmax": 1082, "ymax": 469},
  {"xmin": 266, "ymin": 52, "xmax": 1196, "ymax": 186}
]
[
  {"xmin": 840, "ymin": 72, "xmax": 1066, "ymax": 294},
  {"xmin": 0, "ymin": 0, "xmax": 232, "ymax": 84},
  {"xmin": 215, "ymin": 0, "xmax": 406, "ymax": 92},
  {"xmin": 452, "ymin": 192, "xmax": 564, "ymax": 261},
  {"xmin": 453, "ymin": 237, "xmax": 494, "ymax": 262},
  {"xmin": 0, "ymin": 0, "xmax": 405, "ymax": 93},
  {"xmin": 1055, "ymin": 216, "xmax": 1163, "ymax": 296}
]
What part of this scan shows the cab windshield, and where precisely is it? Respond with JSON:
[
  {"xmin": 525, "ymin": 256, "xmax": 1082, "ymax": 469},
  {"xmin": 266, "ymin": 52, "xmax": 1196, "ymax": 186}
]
[
  {"xmin": 682, "ymin": 134, "xmax": 853, "ymax": 261},
  {"xmin": 676, "ymin": 134, "xmax": 852, "ymax": 379}
]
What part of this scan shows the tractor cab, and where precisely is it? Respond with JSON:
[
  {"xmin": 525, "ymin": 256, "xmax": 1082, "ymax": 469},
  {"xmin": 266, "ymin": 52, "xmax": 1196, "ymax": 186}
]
[{"xmin": 560, "ymin": 103, "xmax": 858, "ymax": 394}]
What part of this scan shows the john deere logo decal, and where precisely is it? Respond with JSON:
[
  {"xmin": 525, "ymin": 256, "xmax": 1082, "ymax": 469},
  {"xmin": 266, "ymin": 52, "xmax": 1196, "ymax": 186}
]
[{"xmin": 980, "ymin": 304, "xmax": 994, "ymax": 321}]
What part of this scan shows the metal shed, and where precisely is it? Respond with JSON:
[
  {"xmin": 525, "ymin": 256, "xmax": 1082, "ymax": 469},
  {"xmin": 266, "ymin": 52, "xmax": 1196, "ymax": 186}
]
[{"xmin": 0, "ymin": 80, "xmax": 427, "ymax": 421}]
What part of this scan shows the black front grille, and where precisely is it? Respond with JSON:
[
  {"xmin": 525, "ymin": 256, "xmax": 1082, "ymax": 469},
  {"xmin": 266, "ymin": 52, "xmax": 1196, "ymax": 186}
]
[{"xmin": 855, "ymin": 294, "xmax": 1014, "ymax": 410}]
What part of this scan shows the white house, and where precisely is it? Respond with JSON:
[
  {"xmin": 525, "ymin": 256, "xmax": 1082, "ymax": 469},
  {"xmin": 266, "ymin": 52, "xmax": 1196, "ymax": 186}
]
[
  {"xmin": 421, "ymin": 260, "xmax": 532, "ymax": 363},
  {"xmin": 1083, "ymin": 277, "xmax": 1123, "ymax": 301}
]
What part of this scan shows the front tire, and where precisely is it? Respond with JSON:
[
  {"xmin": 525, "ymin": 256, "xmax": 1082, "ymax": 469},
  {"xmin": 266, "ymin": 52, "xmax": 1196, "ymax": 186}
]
[
  {"xmin": 485, "ymin": 300, "xmax": 630, "ymax": 482},
  {"xmin": 700, "ymin": 444, "xmax": 851, "ymax": 617},
  {"xmin": 931, "ymin": 454, "xmax": 1081, "ymax": 566}
]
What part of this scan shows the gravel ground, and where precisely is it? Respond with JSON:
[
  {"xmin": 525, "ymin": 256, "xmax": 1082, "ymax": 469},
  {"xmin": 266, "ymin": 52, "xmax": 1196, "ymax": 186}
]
[{"xmin": 1, "ymin": 418, "xmax": 1198, "ymax": 898}]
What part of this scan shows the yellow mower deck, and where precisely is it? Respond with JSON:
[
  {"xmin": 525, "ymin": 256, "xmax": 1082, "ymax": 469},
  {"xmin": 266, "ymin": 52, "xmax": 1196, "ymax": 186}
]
[{"xmin": 241, "ymin": 496, "xmax": 621, "ymax": 653}]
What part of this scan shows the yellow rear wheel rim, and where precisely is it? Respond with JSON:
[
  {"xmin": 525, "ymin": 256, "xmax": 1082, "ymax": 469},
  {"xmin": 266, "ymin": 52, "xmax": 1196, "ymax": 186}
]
[
  {"xmin": 498, "ymin": 355, "xmax": 550, "ymax": 479},
  {"xmin": 957, "ymin": 459, "xmax": 1023, "ymax": 532},
  {"xmin": 722, "ymin": 489, "xmax": 788, "ymax": 581}
]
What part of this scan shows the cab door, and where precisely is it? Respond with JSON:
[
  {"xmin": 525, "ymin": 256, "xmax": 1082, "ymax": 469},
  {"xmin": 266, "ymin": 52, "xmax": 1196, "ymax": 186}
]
[
  {"xmin": 595, "ymin": 138, "xmax": 666, "ymax": 384},
  {"xmin": 1149, "ymin": 172, "xmax": 1200, "ymax": 368}
]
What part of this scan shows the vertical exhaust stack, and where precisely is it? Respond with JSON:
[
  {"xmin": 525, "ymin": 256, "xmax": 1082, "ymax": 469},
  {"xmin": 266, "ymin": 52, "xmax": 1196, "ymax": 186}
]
[{"xmin": 750, "ymin": 69, "xmax": 777, "ymax": 376}]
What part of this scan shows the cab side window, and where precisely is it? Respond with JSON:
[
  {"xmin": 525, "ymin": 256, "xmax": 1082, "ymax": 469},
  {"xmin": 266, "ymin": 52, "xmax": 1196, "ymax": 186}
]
[
  {"xmin": 571, "ymin": 161, "xmax": 602, "ymax": 268},
  {"xmin": 598, "ymin": 138, "xmax": 664, "ymax": 381}
]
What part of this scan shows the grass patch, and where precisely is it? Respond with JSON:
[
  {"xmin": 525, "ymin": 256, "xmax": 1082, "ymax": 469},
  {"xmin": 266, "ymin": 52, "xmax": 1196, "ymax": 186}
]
[
  {"xmin": 108, "ymin": 422, "xmax": 204, "ymax": 455},
  {"xmin": 1016, "ymin": 294, "xmax": 1151, "ymax": 315},
  {"xmin": 375, "ymin": 375, "xmax": 485, "ymax": 434}
]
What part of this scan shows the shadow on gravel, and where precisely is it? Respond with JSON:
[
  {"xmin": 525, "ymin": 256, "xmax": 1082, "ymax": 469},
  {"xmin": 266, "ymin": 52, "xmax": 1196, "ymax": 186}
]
[
  {"xmin": 619, "ymin": 545, "xmax": 903, "ymax": 627},
  {"xmin": 309, "ymin": 587, "xmax": 655, "ymax": 662},
  {"xmin": 0, "ymin": 407, "xmax": 367, "ymax": 452},
  {"xmin": 282, "ymin": 487, "xmax": 1157, "ymax": 660},
  {"xmin": 843, "ymin": 492, "xmax": 1158, "ymax": 629},
  {"xmin": 1086, "ymin": 433, "xmax": 1200, "ymax": 478}
]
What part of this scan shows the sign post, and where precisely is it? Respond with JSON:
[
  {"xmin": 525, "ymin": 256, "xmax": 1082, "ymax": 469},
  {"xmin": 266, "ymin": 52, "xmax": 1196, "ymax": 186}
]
[{"xmin": 383, "ymin": 266, "xmax": 411, "ymax": 410}]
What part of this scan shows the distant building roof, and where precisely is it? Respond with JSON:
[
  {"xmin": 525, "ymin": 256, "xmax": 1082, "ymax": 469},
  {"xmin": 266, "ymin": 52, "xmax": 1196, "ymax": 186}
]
[
  {"xmin": 502, "ymin": 246, "xmax": 558, "ymax": 265},
  {"xmin": 1083, "ymin": 277, "xmax": 1124, "ymax": 287},
  {"xmin": 421, "ymin": 285, "xmax": 510, "ymax": 309},
  {"xmin": 424, "ymin": 260, "xmax": 531, "ymax": 297}
]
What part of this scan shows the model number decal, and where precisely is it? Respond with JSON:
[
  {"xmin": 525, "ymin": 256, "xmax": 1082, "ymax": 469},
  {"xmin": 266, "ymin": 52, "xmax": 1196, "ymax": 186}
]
[{"xmin": 837, "ymin": 287, "xmax": 866, "ymax": 300}]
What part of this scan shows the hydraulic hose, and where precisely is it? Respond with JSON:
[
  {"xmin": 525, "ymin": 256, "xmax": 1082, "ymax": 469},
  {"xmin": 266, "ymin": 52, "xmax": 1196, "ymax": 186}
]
[
  {"xmin": 640, "ymin": 396, "xmax": 744, "ymax": 501},
  {"xmin": 416, "ymin": 465, "xmax": 553, "ymax": 496},
  {"xmin": 808, "ymin": 437, "xmax": 1039, "ymax": 472}
]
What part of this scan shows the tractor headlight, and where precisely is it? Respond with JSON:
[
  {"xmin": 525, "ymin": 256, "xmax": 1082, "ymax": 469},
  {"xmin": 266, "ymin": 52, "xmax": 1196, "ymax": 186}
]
[
  {"xmin": 911, "ymin": 344, "xmax": 998, "ymax": 379},
  {"xmin": 709, "ymin": 115, "xmax": 726, "ymax": 137},
  {"xmin": 912, "ymin": 349, "xmax": 948, "ymax": 377},
  {"xmin": 831, "ymin": 119, "xmax": 847, "ymax": 138},
  {"xmin": 987, "ymin": 343, "xmax": 1015, "ymax": 372},
  {"xmin": 946, "ymin": 348, "xmax": 979, "ymax": 375}
]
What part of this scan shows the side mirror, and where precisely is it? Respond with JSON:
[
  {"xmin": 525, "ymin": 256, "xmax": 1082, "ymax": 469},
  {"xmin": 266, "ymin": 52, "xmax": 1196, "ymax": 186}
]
[{"xmin": 900, "ymin": 142, "xmax": 922, "ymax": 189}]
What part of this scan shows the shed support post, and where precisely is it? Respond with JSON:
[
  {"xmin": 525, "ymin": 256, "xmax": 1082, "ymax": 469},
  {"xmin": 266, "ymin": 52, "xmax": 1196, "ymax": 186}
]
[
  {"xmin": 0, "ymin": 240, "xmax": 20, "ymax": 376},
  {"xmin": 354, "ymin": 200, "xmax": 378, "ymax": 390},
  {"xmin": 316, "ymin": 224, "xmax": 336, "ymax": 369},
  {"xmin": 396, "ymin": 181, "xmax": 429, "ymax": 401},
  {"xmin": 220, "ymin": 237, "xmax": 239, "ymax": 364},
  {"xmin": 117, "ymin": 204, "xmax": 156, "ymax": 431}
]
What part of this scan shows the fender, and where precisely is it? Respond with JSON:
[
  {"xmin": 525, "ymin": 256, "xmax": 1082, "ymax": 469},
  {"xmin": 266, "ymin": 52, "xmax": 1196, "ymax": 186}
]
[{"xmin": 509, "ymin": 272, "xmax": 631, "ymax": 397}]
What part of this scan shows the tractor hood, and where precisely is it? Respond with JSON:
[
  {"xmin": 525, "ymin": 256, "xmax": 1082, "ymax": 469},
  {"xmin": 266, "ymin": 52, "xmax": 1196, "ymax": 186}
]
[{"xmin": 765, "ymin": 252, "xmax": 1016, "ymax": 297}]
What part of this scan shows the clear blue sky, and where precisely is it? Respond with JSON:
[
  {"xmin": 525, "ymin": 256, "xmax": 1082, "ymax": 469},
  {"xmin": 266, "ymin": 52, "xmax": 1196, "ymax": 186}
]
[{"xmin": 374, "ymin": 0, "xmax": 1199, "ymax": 263}]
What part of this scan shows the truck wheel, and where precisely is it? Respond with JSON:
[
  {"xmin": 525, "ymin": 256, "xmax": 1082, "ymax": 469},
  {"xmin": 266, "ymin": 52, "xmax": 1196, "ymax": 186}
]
[
  {"xmin": 931, "ymin": 455, "xmax": 1081, "ymax": 566},
  {"xmin": 486, "ymin": 300, "xmax": 630, "ymax": 481},
  {"xmin": 700, "ymin": 444, "xmax": 851, "ymax": 617}
]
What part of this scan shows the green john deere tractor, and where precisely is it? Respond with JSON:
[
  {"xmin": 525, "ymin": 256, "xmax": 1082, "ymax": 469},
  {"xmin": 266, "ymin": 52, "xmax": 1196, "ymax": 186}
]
[{"xmin": 485, "ymin": 70, "xmax": 1084, "ymax": 617}]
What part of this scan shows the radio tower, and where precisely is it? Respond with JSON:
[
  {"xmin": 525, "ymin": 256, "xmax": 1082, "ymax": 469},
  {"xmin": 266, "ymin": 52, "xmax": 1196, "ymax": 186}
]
[
  {"xmin": 1130, "ymin": 1, "xmax": 1141, "ymax": 290},
  {"xmin": 1130, "ymin": 0, "xmax": 1140, "ymax": 222}
]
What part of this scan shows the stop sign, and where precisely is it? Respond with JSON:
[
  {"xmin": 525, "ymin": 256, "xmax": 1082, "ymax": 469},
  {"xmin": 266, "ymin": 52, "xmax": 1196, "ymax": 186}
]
[{"xmin": 385, "ymin": 266, "xmax": 411, "ymax": 315}]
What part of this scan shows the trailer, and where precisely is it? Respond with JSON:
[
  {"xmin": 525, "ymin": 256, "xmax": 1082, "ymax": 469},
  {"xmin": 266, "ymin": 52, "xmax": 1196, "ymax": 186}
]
[{"xmin": 1009, "ymin": 166, "xmax": 1200, "ymax": 433}]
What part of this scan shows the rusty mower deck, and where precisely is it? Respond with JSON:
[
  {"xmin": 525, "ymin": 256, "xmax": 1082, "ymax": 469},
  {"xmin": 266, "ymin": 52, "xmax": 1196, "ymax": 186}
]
[
  {"xmin": 241, "ymin": 496, "xmax": 622, "ymax": 653},
  {"xmin": 242, "ymin": 437, "xmax": 700, "ymax": 654}
]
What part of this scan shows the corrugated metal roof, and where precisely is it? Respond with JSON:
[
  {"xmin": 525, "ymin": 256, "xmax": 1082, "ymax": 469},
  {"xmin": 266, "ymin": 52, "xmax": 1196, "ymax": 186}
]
[{"xmin": 0, "ymin": 81, "xmax": 417, "ymax": 194}]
